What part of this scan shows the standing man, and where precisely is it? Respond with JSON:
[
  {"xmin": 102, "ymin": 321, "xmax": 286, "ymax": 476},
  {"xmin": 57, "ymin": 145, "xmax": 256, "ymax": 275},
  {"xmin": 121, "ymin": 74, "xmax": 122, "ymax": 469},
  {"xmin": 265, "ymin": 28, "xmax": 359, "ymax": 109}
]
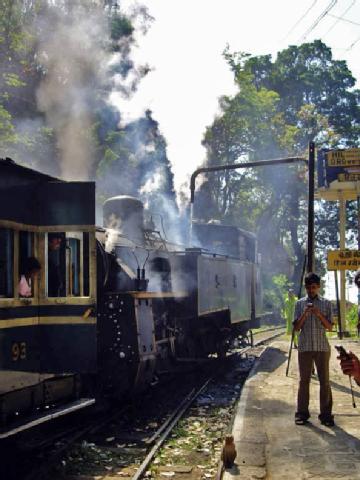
[
  {"xmin": 293, "ymin": 272, "xmax": 334, "ymax": 426},
  {"xmin": 284, "ymin": 288, "xmax": 298, "ymax": 347}
]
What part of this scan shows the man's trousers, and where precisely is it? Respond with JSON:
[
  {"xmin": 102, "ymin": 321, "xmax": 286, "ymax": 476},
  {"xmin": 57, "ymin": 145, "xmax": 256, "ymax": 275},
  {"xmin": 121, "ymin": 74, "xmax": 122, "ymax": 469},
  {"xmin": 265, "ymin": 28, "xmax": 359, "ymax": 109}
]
[{"xmin": 297, "ymin": 351, "xmax": 332, "ymax": 418}]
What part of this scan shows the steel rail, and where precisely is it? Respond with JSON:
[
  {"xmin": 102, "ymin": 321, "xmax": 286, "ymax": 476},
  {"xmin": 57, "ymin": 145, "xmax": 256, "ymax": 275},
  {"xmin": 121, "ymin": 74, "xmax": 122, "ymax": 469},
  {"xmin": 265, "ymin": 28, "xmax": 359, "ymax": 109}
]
[
  {"xmin": 144, "ymin": 387, "xmax": 195, "ymax": 445},
  {"xmin": 252, "ymin": 326, "xmax": 285, "ymax": 344},
  {"xmin": 131, "ymin": 377, "xmax": 213, "ymax": 480}
]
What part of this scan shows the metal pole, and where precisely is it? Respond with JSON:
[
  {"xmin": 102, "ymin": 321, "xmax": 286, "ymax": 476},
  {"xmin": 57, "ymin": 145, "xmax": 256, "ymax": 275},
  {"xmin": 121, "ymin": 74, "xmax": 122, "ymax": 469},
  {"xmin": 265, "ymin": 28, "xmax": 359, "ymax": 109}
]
[
  {"xmin": 358, "ymin": 196, "xmax": 360, "ymax": 251},
  {"xmin": 339, "ymin": 195, "xmax": 347, "ymax": 334},
  {"xmin": 298, "ymin": 254, "xmax": 307, "ymax": 299},
  {"xmin": 307, "ymin": 142, "xmax": 315, "ymax": 273},
  {"xmin": 189, "ymin": 156, "xmax": 308, "ymax": 245},
  {"xmin": 190, "ymin": 156, "xmax": 308, "ymax": 205},
  {"xmin": 334, "ymin": 270, "xmax": 342, "ymax": 339}
]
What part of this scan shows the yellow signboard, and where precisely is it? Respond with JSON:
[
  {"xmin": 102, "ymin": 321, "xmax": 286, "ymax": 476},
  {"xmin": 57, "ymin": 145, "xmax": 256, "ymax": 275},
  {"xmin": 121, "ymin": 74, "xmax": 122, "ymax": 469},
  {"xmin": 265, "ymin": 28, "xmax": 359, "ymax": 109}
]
[
  {"xmin": 327, "ymin": 250, "xmax": 360, "ymax": 270},
  {"xmin": 338, "ymin": 172, "xmax": 360, "ymax": 182},
  {"xmin": 327, "ymin": 149, "xmax": 360, "ymax": 167}
]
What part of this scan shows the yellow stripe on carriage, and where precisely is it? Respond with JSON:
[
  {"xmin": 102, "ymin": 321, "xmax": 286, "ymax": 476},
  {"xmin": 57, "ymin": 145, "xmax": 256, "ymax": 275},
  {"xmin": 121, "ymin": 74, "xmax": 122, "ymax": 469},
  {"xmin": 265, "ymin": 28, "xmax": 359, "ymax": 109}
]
[{"xmin": 0, "ymin": 317, "xmax": 96, "ymax": 329}]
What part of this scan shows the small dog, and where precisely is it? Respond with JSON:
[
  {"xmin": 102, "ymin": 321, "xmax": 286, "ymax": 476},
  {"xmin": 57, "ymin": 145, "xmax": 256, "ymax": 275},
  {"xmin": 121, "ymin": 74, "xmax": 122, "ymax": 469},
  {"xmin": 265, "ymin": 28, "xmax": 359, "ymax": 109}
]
[{"xmin": 221, "ymin": 435, "xmax": 237, "ymax": 469}]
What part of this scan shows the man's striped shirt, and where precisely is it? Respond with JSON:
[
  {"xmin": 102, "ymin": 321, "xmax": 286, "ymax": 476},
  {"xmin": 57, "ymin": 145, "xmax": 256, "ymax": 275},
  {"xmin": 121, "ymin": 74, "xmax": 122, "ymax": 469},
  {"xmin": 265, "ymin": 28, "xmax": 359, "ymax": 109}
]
[{"xmin": 293, "ymin": 295, "xmax": 333, "ymax": 352}]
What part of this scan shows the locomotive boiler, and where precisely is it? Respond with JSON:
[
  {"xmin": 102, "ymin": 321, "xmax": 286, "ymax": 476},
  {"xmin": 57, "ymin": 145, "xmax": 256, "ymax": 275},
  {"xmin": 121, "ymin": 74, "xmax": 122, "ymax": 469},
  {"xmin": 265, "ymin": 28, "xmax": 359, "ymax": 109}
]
[{"xmin": 0, "ymin": 158, "xmax": 264, "ymax": 439}]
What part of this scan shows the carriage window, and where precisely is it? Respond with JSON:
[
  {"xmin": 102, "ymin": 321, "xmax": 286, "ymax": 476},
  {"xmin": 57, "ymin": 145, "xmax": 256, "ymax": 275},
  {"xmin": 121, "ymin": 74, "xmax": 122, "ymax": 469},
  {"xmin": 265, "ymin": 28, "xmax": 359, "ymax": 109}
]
[
  {"xmin": 0, "ymin": 228, "xmax": 14, "ymax": 298},
  {"xmin": 83, "ymin": 233, "xmax": 90, "ymax": 297},
  {"xmin": 19, "ymin": 231, "xmax": 36, "ymax": 298},
  {"xmin": 67, "ymin": 236, "xmax": 80, "ymax": 296},
  {"xmin": 19, "ymin": 231, "xmax": 34, "ymax": 276},
  {"xmin": 47, "ymin": 232, "xmax": 90, "ymax": 297},
  {"xmin": 47, "ymin": 232, "xmax": 66, "ymax": 297}
]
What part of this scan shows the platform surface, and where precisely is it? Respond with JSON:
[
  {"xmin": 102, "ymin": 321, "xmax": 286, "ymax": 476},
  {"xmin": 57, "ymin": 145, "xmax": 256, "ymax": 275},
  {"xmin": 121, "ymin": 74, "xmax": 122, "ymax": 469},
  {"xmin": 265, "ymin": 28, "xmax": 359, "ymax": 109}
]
[{"xmin": 224, "ymin": 338, "xmax": 360, "ymax": 480}]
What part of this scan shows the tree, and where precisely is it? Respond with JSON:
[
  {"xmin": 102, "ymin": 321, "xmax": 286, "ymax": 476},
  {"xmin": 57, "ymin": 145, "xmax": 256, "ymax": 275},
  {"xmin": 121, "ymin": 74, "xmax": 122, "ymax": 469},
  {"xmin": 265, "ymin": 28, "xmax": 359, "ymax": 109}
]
[{"xmin": 200, "ymin": 41, "xmax": 360, "ymax": 286}]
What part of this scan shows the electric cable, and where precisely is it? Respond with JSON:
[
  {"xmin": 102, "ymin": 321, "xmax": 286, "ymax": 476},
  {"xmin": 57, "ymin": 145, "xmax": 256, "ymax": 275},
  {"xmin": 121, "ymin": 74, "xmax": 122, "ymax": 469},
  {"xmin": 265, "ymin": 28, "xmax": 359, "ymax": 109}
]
[
  {"xmin": 299, "ymin": 0, "xmax": 338, "ymax": 41},
  {"xmin": 323, "ymin": 1, "xmax": 357, "ymax": 37},
  {"xmin": 346, "ymin": 34, "xmax": 360, "ymax": 50},
  {"xmin": 282, "ymin": 0, "xmax": 318, "ymax": 41}
]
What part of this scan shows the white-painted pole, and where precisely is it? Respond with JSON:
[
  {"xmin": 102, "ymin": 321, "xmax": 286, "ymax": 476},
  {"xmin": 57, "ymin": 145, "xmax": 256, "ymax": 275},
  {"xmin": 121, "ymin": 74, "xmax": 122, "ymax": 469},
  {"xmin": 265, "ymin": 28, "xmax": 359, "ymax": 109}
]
[{"xmin": 339, "ymin": 196, "xmax": 347, "ymax": 334}]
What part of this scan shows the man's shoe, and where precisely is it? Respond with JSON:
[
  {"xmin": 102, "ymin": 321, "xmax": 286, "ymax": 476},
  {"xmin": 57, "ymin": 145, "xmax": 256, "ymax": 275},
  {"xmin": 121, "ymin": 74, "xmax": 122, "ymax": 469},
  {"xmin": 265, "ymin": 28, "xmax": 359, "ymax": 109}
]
[
  {"xmin": 295, "ymin": 412, "xmax": 310, "ymax": 425},
  {"xmin": 319, "ymin": 414, "xmax": 334, "ymax": 427}
]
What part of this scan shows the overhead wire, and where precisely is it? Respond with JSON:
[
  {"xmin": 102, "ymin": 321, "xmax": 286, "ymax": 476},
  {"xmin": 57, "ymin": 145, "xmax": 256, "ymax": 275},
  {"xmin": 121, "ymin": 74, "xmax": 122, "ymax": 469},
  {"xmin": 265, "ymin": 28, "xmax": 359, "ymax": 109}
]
[
  {"xmin": 281, "ymin": 0, "xmax": 318, "ymax": 41},
  {"xmin": 323, "ymin": 0, "xmax": 357, "ymax": 36},
  {"xmin": 346, "ymin": 34, "xmax": 360, "ymax": 51},
  {"xmin": 299, "ymin": 0, "xmax": 338, "ymax": 41}
]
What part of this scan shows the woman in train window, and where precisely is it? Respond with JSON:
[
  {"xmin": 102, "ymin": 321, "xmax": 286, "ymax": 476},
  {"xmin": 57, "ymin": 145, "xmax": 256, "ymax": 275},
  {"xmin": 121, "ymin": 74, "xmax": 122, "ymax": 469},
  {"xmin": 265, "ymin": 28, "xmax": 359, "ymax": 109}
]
[{"xmin": 19, "ymin": 257, "xmax": 41, "ymax": 297}]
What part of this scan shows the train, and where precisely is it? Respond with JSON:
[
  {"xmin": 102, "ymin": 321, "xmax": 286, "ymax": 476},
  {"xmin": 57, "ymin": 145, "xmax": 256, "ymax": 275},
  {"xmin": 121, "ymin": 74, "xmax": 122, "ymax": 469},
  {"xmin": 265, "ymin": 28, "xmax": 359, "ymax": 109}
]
[{"xmin": 0, "ymin": 157, "xmax": 265, "ymax": 438}]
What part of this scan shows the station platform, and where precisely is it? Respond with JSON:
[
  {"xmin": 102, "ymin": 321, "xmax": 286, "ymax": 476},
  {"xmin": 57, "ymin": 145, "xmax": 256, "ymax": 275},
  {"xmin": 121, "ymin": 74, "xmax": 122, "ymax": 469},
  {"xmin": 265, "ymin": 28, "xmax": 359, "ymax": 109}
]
[{"xmin": 225, "ymin": 339, "xmax": 360, "ymax": 480}]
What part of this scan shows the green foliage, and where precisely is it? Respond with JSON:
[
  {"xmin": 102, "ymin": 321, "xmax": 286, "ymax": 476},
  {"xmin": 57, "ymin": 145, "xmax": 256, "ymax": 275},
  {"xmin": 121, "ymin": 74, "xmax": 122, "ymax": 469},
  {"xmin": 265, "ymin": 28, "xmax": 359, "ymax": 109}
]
[
  {"xmin": 0, "ymin": 104, "xmax": 16, "ymax": 147},
  {"xmin": 110, "ymin": 14, "xmax": 134, "ymax": 41},
  {"xmin": 3, "ymin": 72, "xmax": 26, "ymax": 88},
  {"xmin": 200, "ymin": 40, "xmax": 360, "ymax": 290},
  {"xmin": 263, "ymin": 274, "xmax": 289, "ymax": 312},
  {"xmin": 346, "ymin": 304, "xmax": 358, "ymax": 333},
  {"xmin": 0, "ymin": 0, "xmax": 174, "ymax": 222}
]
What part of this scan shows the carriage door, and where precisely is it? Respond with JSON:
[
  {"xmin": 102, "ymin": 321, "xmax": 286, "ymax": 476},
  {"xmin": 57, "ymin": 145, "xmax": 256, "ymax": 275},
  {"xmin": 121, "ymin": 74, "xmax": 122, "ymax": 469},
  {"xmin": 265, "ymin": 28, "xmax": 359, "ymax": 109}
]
[
  {"xmin": 40, "ymin": 231, "xmax": 96, "ymax": 373},
  {"xmin": 17, "ymin": 231, "xmax": 40, "ymax": 372}
]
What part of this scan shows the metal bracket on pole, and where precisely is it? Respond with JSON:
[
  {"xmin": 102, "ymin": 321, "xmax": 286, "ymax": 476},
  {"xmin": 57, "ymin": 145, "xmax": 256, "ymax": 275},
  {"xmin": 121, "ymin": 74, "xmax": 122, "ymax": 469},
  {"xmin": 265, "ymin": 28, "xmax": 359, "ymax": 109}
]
[{"xmin": 190, "ymin": 155, "xmax": 309, "ymax": 246}]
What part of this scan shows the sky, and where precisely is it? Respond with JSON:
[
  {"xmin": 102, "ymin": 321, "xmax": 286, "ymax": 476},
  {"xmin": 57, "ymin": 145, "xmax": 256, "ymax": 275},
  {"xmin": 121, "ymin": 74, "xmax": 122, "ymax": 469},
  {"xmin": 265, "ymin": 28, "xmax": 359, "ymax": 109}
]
[
  {"xmin": 118, "ymin": 0, "xmax": 360, "ymax": 301},
  {"xmin": 120, "ymin": 0, "xmax": 360, "ymax": 196}
]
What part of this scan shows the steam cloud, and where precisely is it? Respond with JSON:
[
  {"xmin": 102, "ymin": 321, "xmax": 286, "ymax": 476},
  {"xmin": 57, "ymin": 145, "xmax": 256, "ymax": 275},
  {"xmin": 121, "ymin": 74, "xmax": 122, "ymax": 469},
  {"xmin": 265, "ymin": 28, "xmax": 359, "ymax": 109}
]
[{"xmin": 35, "ymin": 5, "xmax": 110, "ymax": 180}]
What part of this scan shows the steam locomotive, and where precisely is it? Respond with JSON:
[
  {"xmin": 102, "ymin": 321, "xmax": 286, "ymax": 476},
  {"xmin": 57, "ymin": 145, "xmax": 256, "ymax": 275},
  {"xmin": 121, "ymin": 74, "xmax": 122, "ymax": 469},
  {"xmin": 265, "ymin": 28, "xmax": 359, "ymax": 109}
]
[{"xmin": 0, "ymin": 158, "xmax": 264, "ymax": 439}]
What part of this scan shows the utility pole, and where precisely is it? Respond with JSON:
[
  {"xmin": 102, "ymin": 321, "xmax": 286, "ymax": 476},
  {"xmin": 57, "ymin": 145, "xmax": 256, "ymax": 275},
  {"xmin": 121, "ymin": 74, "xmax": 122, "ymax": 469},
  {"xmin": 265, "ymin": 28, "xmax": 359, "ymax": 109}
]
[
  {"xmin": 307, "ymin": 142, "xmax": 315, "ymax": 273},
  {"xmin": 339, "ymin": 195, "xmax": 347, "ymax": 334}
]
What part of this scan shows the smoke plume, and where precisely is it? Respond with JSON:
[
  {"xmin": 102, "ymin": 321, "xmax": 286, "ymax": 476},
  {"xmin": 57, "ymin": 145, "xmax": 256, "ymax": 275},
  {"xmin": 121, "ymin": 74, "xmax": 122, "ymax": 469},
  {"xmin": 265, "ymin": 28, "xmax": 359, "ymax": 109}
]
[{"xmin": 35, "ymin": 4, "xmax": 110, "ymax": 180}]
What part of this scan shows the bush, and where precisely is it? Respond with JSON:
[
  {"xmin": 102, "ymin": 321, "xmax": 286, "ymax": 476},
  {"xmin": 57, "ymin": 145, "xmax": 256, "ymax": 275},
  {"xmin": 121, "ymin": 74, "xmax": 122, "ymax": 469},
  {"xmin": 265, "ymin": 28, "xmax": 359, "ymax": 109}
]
[
  {"xmin": 346, "ymin": 304, "xmax": 358, "ymax": 333},
  {"xmin": 263, "ymin": 274, "xmax": 290, "ymax": 314}
]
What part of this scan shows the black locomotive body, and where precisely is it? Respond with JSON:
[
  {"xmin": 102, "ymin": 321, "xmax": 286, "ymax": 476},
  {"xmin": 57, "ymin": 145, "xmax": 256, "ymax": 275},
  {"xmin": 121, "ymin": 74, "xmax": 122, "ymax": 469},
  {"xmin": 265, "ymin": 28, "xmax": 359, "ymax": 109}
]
[{"xmin": 0, "ymin": 159, "xmax": 264, "ymax": 438}]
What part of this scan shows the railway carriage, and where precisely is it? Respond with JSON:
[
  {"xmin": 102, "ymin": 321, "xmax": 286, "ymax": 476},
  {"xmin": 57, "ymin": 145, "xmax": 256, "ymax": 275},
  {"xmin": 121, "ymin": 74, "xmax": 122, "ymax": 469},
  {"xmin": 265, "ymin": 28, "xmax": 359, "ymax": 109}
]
[{"xmin": 0, "ymin": 158, "xmax": 97, "ymax": 437}]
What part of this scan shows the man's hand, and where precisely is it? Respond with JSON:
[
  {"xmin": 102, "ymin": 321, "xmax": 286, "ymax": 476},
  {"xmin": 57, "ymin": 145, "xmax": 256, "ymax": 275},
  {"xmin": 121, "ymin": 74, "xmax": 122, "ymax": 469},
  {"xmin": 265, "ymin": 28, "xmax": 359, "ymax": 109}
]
[
  {"xmin": 339, "ymin": 352, "xmax": 360, "ymax": 384},
  {"xmin": 309, "ymin": 305, "xmax": 332, "ymax": 331},
  {"xmin": 310, "ymin": 305, "xmax": 321, "ymax": 317},
  {"xmin": 293, "ymin": 305, "xmax": 312, "ymax": 331}
]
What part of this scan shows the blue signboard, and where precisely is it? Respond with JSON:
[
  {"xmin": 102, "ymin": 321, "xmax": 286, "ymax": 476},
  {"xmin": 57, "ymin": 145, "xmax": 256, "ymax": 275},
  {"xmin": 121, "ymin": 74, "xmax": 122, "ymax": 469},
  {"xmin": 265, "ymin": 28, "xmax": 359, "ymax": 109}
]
[{"xmin": 317, "ymin": 149, "xmax": 349, "ymax": 188}]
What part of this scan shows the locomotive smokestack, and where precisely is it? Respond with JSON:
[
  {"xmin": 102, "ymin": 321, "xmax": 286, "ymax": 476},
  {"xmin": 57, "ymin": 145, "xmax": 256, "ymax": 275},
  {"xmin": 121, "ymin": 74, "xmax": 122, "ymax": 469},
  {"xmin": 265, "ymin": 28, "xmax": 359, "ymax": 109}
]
[{"xmin": 103, "ymin": 196, "xmax": 145, "ymax": 245}]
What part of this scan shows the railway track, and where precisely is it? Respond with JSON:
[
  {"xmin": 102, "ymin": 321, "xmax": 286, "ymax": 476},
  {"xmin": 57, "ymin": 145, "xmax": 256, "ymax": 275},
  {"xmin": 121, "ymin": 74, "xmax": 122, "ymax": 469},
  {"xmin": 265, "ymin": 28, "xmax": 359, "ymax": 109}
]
[{"xmin": 6, "ymin": 326, "xmax": 284, "ymax": 480}]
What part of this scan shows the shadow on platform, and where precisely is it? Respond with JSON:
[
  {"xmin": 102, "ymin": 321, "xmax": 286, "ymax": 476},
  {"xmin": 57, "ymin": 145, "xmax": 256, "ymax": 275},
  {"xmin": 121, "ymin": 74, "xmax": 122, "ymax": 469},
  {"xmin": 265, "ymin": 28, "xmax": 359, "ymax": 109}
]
[{"xmin": 254, "ymin": 346, "xmax": 287, "ymax": 373}]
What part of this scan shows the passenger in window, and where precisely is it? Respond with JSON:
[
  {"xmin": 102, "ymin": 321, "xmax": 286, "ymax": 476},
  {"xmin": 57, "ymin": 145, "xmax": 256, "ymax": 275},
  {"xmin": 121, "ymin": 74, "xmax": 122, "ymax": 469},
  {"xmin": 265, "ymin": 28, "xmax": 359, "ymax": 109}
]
[
  {"xmin": 19, "ymin": 257, "xmax": 41, "ymax": 297},
  {"xmin": 48, "ymin": 233, "xmax": 63, "ymax": 297}
]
